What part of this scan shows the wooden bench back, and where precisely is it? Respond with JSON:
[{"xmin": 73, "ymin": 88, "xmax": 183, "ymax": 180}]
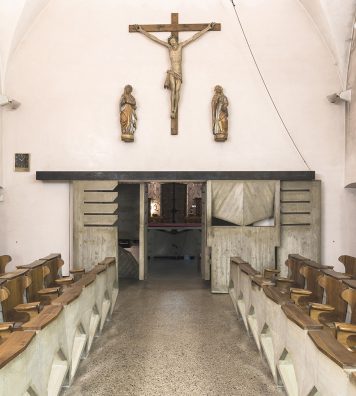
[
  {"xmin": 318, "ymin": 275, "xmax": 348, "ymax": 322},
  {"xmin": 0, "ymin": 255, "xmax": 11, "ymax": 275},
  {"xmin": 42, "ymin": 255, "xmax": 64, "ymax": 287},
  {"xmin": 17, "ymin": 260, "xmax": 48, "ymax": 302},
  {"xmin": 285, "ymin": 258, "xmax": 307, "ymax": 288},
  {"xmin": 300, "ymin": 265, "xmax": 323, "ymax": 303},
  {"xmin": 0, "ymin": 272, "xmax": 31, "ymax": 321},
  {"xmin": 338, "ymin": 255, "xmax": 356, "ymax": 278},
  {"xmin": 341, "ymin": 288, "xmax": 356, "ymax": 324}
]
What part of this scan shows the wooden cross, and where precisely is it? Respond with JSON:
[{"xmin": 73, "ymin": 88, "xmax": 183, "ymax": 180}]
[{"xmin": 129, "ymin": 13, "xmax": 221, "ymax": 135}]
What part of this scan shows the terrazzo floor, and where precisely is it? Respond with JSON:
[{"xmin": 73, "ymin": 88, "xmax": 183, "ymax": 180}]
[{"xmin": 65, "ymin": 259, "xmax": 281, "ymax": 396}]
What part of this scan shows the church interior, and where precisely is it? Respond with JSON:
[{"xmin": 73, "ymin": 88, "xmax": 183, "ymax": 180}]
[{"xmin": 1, "ymin": 0, "xmax": 356, "ymax": 395}]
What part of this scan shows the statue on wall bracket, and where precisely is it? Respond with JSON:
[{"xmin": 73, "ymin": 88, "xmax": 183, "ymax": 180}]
[
  {"xmin": 120, "ymin": 85, "xmax": 137, "ymax": 143},
  {"xmin": 212, "ymin": 85, "xmax": 229, "ymax": 142}
]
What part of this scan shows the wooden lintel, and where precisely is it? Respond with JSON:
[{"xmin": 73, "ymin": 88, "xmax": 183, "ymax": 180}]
[
  {"xmin": 36, "ymin": 171, "xmax": 316, "ymax": 181},
  {"xmin": 129, "ymin": 23, "xmax": 221, "ymax": 33}
]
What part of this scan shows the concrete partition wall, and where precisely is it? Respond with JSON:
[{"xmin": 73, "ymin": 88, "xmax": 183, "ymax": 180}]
[
  {"xmin": 0, "ymin": 334, "xmax": 38, "ymax": 396},
  {"xmin": 22, "ymin": 307, "xmax": 69, "ymax": 396}
]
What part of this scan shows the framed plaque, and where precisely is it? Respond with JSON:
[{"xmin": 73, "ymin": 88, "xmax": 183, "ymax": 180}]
[{"xmin": 15, "ymin": 153, "xmax": 30, "ymax": 172}]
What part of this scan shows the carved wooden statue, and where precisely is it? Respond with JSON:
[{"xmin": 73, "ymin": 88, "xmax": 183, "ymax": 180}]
[
  {"xmin": 212, "ymin": 85, "xmax": 229, "ymax": 142},
  {"xmin": 120, "ymin": 85, "xmax": 137, "ymax": 142},
  {"xmin": 129, "ymin": 14, "xmax": 221, "ymax": 135},
  {"xmin": 134, "ymin": 22, "xmax": 215, "ymax": 122}
]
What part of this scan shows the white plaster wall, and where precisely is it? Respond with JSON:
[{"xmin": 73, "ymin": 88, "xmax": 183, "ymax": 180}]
[{"xmin": 0, "ymin": 0, "xmax": 355, "ymax": 271}]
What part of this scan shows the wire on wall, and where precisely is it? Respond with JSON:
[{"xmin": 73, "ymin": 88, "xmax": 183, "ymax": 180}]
[{"xmin": 230, "ymin": 0, "xmax": 311, "ymax": 171}]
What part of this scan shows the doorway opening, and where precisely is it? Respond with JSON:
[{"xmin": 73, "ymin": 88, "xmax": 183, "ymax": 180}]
[{"xmin": 147, "ymin": 182, "xmax": 204, "ymax": 279}]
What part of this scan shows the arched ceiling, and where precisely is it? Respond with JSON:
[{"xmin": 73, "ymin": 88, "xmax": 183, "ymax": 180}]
[
  {"xmin": 0, "ymin": 0, "xmax": 356, "ymax": 90},
  {"xmin": 0, "ymin": 0, "xmax": 50, "ymax": 89},
  {"xmin": 298, "ymin": 0, "xmax": 356, "ymax": 86}
]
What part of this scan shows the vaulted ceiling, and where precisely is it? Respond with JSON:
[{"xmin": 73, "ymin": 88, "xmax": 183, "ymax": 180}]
[
  {"xmin": 0, "ymin": 0, "xmax": 355, "ymax": 90},
  {"xmin": 0, "ymin": 0, "xmax": 50, "ymax": 89},
  {"xmin": 298, "ymin": 0, "xmax": 356, "ymax": 85}
]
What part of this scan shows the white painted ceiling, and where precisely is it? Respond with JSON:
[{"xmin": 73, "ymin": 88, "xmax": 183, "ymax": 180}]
[{"xmin": 0, "ymin": 0, "xmax": 355, "ymax": 89}]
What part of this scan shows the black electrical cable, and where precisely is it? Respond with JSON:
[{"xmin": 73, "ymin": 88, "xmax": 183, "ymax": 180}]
[{"xmin": 230, "ymin": 0, "xmax": 311, "ymax": 170}]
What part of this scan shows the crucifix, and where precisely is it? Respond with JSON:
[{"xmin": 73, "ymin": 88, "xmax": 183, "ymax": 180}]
[{"xmin": 129, "ymin": 13, "xmax": 221, "ymax": 135}]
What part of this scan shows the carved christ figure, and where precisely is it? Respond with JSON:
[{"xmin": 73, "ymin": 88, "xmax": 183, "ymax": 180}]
[{"xmin": 134, "ymin": 22, "xmax": 216, "ymax": 119}]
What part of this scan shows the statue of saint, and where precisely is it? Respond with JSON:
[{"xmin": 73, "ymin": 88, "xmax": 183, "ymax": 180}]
[
  {"xmin": 120, "ymin": 85, "xmax": 137, "ymax": 142},
  {"xmin": 134, "ymin": 23, "xmax": 216, "ymax": 119},
  {"xmin": 212, "ymin": 85, "xmax": 229, "ymax": 142}
]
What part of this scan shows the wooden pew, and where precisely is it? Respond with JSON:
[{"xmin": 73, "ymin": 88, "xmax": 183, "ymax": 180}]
[
  {"xmin": 0, "ymin": 256, "xmax": 11, "ymax": 275},
  {"xmin": 229, "ymin": 255, "xmax": 356, "ymax": 395},
  {"xmin": 0, "ymin": 285, "xmax": 22, "ymax": 343},
  {"xmin": 286, "ymin": 254, "xmax": 332, "ymax": 289},
  {"xmin": 0, "ymin": 270, "xmax": 41, "ymax": 322},
  {"xmin": 0, "ymin": 256, "xmax": 117, "ymax": 395},
  {"xmin": 40, "ymin": 254, "xmax": 75, "ymax": 288},
  {"xmin": 290, "ymin": 264, "xmax": 325, "ymax": 307},
  {"xmin": 16, "ymin": 259, "xmax": 61, "ymax": 304},
  {"xmin": 17, "ymin": 254, "xmax": 85, "ymax": 304},
  {"xmin": 308, "ymin": 329, "xmax": 356, "ymax": 368},
  {"xmin": 308, "ymin": 273, "xmax": 348, "ymax": 324},
  {"xmin": 332, "ymin": 288, "xmax": 356, "ymax": 351}
]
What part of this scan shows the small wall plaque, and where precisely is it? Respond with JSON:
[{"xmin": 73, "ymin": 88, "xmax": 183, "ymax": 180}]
[{"xmin": 15, "ymin": 153, "xmax": 30, "ymax": 172}]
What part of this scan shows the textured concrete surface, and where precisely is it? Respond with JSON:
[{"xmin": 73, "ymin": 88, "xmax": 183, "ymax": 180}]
[{"xmin": 65, "ymin": 260, "xmax": 280, "ymax": 396}]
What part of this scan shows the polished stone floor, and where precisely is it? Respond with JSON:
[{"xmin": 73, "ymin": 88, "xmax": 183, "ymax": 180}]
[{"xmin": 65, "ymin": 259, "xmax": 280, "ymax": 396}]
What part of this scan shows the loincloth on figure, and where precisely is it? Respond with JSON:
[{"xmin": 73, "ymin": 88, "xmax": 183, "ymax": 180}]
[{"xmin": 164, "ymin": 70, "xmax": 182, "ymax": 90}]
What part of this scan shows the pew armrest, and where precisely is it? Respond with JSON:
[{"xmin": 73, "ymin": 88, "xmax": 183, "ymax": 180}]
[
  {"xmin": 55, "ymin": 276, "xmax": 74, "ymax": 286},
  {"xmin": 309, "ymin": 302, "xmax": 335, "ymax": 322},
  {"xmin": 0, "ymin": 322, "xmax": 21, "ymax": 340},
  {"xmin": 335, "ymin": 323, "xmax": 356, "ymax": 351},
  {"xmin": 14, "ymin": 302, "xmax": 42, "ymax": 321},
  {"xmin": 69, "ymin": 268, "xmax": 85, "ymax": 274},
  {"xmin": 290, "ymin": 288, "xmax": 313, "ymax": 305},
  {"xmin": 0, "ymin": 323, "xmax": 15, "ymax": 332},
  {"xmin": 336, "ymin": 323, "xmax": 356, "ymax": 333},
  {"xmin": 15, "ymin": 302, "xmax": 41, "ymax": 312},
  {"xmin": 38, "ymin": 287, "xmax": 61, "ymax": 296}
]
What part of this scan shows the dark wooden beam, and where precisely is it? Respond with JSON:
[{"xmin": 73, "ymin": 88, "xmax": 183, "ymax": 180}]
[{"xmin": 36, "ymin": 171, "xmax": 315, "ymax": 182}]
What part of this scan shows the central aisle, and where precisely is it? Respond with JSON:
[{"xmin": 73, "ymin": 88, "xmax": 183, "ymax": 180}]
[{"xmin": 66, "ymin": 260, "xmax": 280, "ymax": 395}]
